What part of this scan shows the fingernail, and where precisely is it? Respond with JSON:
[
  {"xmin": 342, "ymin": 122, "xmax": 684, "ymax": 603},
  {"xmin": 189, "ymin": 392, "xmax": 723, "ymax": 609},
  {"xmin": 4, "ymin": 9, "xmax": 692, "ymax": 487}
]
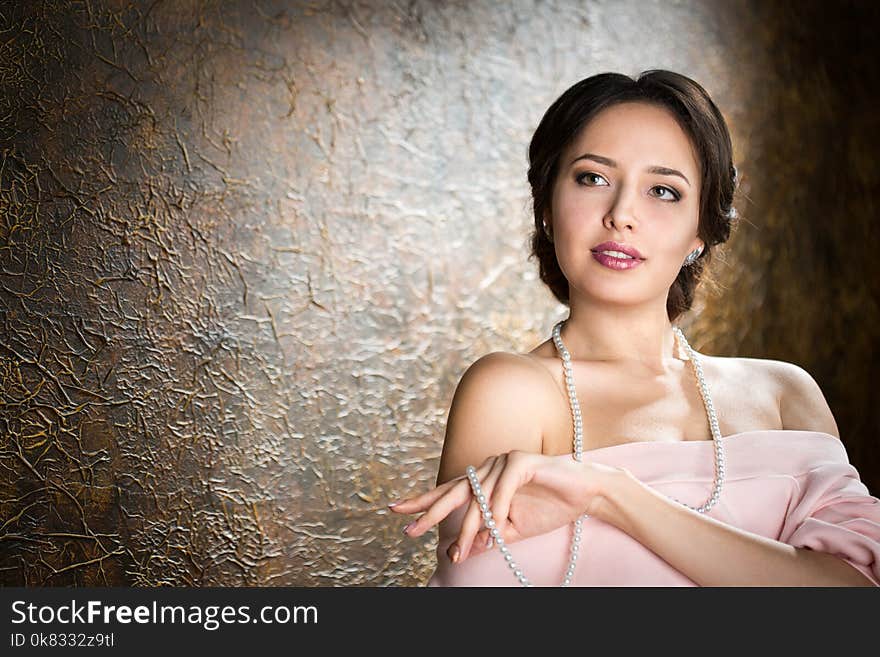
[
  {"xmin": 388, "ymin": 501, "xmax": 400, "ymax": 508},
  {"xmin": 449, "ymin": 544, "xmax": 460, "ymax": 563},
  {"xmin": 486, "ymin": 535, "xmax": 494, "ymax": 549},
  {"xmin": 403, "ymin": 521, "xmax": 415, "ymax": 535}
]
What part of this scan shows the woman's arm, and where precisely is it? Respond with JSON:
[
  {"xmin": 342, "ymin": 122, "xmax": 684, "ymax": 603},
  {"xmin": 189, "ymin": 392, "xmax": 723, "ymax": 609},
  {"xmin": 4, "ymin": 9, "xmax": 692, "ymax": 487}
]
[{"xmin": 593, "ymin": 469, "xmax": 876, "ymax": 586}]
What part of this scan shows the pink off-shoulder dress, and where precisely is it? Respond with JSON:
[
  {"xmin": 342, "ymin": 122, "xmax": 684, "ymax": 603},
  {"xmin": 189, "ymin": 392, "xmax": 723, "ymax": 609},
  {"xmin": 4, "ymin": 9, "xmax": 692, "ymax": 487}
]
[{"xmin": 426, "ymin": 430, "xmax": 880, "ymax": 586}]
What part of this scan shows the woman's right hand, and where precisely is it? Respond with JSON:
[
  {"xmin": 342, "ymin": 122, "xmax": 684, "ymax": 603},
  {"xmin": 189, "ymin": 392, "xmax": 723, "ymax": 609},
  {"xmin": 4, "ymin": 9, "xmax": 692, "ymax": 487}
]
[{"xmin": 391, "ymin": 450, "xmax": 627, "ymax": 563}]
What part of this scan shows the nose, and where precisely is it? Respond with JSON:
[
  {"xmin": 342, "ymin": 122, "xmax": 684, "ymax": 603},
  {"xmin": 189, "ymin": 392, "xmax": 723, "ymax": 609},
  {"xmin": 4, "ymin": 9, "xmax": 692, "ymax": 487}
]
[{"xmin": 603, "ymin": 186, "xmax": 639, "ymax": 231}]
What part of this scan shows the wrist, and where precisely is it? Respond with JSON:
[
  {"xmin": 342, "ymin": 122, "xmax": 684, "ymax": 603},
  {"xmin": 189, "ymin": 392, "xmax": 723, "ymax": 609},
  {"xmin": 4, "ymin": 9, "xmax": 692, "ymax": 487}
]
[{"xmin": 589, "ymin": 467, "xmax": 639, "ymax": 528}]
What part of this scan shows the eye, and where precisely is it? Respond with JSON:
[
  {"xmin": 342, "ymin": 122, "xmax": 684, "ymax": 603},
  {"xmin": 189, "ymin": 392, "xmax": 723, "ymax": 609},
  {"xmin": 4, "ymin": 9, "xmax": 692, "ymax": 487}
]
[
  {"xmin": 575, "ymin": 171, "xmax": 608, "ymax": 186},
  {"xmin": 651, "ymin": 185, "xmax": 681, "ymax": 202},
  {"xmin": 576, "ymin": 172, "xmax": 681, "ymax": 202}
]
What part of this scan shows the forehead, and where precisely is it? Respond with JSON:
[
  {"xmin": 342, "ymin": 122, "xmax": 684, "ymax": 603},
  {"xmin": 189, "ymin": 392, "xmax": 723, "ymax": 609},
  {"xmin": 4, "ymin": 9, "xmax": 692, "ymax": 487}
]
[{"xmin": 564, "ymin": 102, "xmax": 699, "ymax": 181}]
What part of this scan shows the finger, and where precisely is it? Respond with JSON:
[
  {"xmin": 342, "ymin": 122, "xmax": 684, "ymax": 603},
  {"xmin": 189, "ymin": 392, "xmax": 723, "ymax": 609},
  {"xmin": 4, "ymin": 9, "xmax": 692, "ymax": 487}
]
[
  {"xmin": 405, "ymin": 457, "xmax": 495, "ymax": 538},
  {"xmin": 475, "ymin": 527, "xmax": 494, "ymax": 551},
  {"xmin": 402, "ymin": 480, "xmax": 470, "ymax": 538},
  {"xmin": 388, "ymin": 477, "xmax": 461, "ymax": 514},
  {"xmin": 489, "ymin": 451, "xmax": 534, "ymax": 540},
  {"xmin": 457, "ymin": 527, "xmax": 494, "ymax": 563},
  {"xmin": 446, "ymin": 457, "xmax": 498, "ymax": 561},
  {"xmin": 458, "ymin": 454, "xmax": 507, "ymax": 561}
]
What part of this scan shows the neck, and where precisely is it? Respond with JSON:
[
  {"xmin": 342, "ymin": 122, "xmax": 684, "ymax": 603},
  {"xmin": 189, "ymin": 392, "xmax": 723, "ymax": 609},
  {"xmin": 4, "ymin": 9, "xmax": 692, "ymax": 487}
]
[{"xmin": 559, "ymin": 299, "xmax": 685, "ymax": 375}]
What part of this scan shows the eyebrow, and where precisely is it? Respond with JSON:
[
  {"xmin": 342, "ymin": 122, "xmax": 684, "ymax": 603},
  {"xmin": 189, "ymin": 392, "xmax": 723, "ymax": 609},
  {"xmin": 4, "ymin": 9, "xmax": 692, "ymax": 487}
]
[{"xmin": 569, "ymin": 152, "xmax": 691, "ymax": 187}]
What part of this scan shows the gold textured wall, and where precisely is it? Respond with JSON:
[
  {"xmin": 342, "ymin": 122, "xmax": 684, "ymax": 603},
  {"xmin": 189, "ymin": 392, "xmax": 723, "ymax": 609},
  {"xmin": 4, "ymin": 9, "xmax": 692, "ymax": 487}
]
[{"xmin": 1, "ymin": 0, "xmax": 878, "ymax": 586}]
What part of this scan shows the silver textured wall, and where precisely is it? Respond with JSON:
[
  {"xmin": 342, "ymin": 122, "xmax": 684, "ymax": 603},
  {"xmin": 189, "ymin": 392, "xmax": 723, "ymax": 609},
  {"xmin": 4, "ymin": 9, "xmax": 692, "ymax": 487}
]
[{"xmin": 2, "ymin": 0, "xmax": 878, "ymax": 585}]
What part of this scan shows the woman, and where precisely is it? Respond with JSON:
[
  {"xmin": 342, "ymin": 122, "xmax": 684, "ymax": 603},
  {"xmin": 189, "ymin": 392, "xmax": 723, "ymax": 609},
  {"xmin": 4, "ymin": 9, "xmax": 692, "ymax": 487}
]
[{"xmin": 389, "ymin": 70, "xmax": 880, "ymax": 586}]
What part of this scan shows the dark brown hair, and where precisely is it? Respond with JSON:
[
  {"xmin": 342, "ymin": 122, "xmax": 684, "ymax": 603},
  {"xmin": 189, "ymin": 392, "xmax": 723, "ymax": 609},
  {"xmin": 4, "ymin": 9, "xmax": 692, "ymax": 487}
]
[{"xmin": 527, "ymin": 70, "xmax": 740, "ymax": 321}]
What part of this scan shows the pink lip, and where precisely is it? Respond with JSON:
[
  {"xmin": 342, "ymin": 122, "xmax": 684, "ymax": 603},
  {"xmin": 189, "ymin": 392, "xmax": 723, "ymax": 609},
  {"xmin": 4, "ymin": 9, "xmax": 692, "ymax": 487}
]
[
  {"xmin": 591, "ymin": 251, "xmax": 645, "ymax": 270},
  {"xmin": 591, "ymin": 241, "xmax": 645, "ymax": 260}
]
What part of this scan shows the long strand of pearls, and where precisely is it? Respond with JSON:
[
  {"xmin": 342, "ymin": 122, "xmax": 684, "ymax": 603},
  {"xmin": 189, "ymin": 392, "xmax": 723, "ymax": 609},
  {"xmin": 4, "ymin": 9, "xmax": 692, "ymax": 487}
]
[{"xmin": 464, "ymin": 318, "xmax": 726, "ymax": 586}]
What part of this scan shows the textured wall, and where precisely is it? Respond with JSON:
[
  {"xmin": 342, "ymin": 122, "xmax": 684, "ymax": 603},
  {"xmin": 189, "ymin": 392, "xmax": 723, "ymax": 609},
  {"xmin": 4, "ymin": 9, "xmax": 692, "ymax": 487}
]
[{"xmin": 1, "ymin": 0, "xmax": 878, "ymax": 586}]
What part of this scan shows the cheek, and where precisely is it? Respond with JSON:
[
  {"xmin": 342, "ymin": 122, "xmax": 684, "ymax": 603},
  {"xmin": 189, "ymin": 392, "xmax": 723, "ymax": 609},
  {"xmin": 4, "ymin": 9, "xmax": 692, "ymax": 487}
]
[{"xmin": 553, "ymin": 186, "xmax": 599, "ymax": 220}]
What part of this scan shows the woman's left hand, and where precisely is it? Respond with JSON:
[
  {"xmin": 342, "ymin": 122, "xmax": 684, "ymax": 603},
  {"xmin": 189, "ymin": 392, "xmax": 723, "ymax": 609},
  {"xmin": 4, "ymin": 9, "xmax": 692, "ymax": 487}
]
[{"xmin": 389, "ymin": 450, "xmax": 626, "ymax": 563}]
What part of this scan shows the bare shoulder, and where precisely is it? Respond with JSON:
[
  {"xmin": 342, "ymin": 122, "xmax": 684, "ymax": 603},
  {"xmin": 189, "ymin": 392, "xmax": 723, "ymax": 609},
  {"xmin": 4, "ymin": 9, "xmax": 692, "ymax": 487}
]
[
  {"xmin": 742, "ymin": 357, "xmax": 841, "ymax": 439},
  {"xmin": 435, "ymin": 352, "xmax": 551, "ymax": 486}
]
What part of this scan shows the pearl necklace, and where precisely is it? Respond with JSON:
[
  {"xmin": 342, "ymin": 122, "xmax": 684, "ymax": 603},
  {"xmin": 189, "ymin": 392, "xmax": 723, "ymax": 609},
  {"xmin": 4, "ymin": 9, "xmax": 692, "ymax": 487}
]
[{"xmin": 464, "ymin": 318, "xmax": 727, "ymax": 586}]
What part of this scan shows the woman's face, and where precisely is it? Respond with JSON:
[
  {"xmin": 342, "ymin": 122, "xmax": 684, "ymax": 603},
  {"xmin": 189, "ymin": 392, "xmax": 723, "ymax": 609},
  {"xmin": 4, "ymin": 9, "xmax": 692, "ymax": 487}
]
[{"xmin": 547, "ymin": 101, "xmax": 703, "ymax": 307}]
